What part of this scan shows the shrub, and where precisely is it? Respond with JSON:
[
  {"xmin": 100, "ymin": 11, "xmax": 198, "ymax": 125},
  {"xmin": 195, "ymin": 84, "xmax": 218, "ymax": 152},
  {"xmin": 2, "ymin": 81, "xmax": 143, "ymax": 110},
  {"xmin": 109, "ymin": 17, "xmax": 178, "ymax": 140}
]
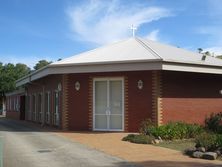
[
  {"xmin": 205, "ymin": 112, "xmax": 222, "ymax": 134},
  {"xmin": 217, "ymin": 134, "xmax": 222, "ymax": 147},
  {"xmin": 195, "ymin": 133, "xmax": 222, "ymax": 151},
  {"xmin": 139, "ymin": 119, "xmax": 156, "ymax": 135},
  {"xmin": 122, "ymin": 134, "xmax": 155, "ymax": 144},
  {"xmin": 186, "ymin": 124, "xmax": 204, "ymax": 138},
  {"xmin": 149, "ymin": 122, "xmax": 204, "ymax": 140}
]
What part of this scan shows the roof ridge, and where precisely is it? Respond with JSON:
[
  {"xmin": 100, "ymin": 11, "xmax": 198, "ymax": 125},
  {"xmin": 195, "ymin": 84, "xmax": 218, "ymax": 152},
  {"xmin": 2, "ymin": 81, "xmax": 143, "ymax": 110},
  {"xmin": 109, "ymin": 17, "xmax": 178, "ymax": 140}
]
[{"xmin": 135, "ymin": 37, "xmax": 163, "ymax": 60}]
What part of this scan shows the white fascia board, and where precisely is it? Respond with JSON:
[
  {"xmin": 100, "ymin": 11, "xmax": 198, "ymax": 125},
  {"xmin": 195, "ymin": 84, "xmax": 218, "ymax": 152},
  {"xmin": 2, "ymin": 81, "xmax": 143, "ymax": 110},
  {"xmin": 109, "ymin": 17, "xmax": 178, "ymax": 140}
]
[
  {"xmin": 15, "ymin": 61, "xmax": 162, "ymax": 87},
  {"xmin": 5, "ymin": 89, "xmax": 25, "ymax": 96},
  {"xmin": 31, "ymin": 67, "xmax": 50, "ymax": 81},
  {"xmin": 163, "ymin": 62, "xmax": 222, "ymax": 74},
  {"xmin": 16, "ymin": 76, "xmax": 30, "ymax": 87},
  {"xmin": 48, "ymin": 61, "xmax": 162, "ymax": 74}
]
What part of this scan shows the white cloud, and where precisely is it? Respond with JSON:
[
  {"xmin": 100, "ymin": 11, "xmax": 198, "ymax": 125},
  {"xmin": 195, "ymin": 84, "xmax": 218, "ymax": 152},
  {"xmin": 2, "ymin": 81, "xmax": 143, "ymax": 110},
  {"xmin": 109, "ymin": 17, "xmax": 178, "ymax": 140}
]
[
  {"xmin": 0, "ymin": 54, "xmax": 52, "ymax": 69},
  {"xmin": 146, "ymin": 29, "xmax": 159, "ymax": 41},
  {"xmin": 66, "ymin": 0, "xmax": 171, "ymax": 45},
  {"xmin": 196, "ymin": 0, "xmax": 222, "ymax": 49}
]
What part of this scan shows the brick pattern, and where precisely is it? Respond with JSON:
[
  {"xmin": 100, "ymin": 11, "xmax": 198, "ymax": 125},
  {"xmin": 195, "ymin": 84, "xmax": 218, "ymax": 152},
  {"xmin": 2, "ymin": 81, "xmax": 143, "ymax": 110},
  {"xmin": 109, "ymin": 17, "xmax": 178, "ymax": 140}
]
[
  {"xmin": 61, "ymin": 74, "xmax": 69, "ymax": 130},
  {"xmin": 124, "ymin": 76, "xmax": 129, "ymax": 131},
  {"xmin": 151, "ymin": 71, "xmax": 163, "ymax": 126},
  {"xmin": 88, "ymin": 77, "xmax": 93, "ymax": 130},
  {"xmin": 162, "ymin": 71, "xmax": 222, "ymax": 125}
]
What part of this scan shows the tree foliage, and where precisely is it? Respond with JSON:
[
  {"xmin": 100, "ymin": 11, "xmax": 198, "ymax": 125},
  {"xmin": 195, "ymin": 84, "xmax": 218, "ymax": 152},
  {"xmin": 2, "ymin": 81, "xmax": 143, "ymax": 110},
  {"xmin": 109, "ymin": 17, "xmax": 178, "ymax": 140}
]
[
  {"xmin": 0, "ymin": 62, "xmax": 30, "ymax": 97},
  {"xmin": 34, "ymin": 60, "xmax": 51, "ymax": 70},
  {"xmin": 216, "ymin": 55, "xmax": 222, "ymax": 59}
]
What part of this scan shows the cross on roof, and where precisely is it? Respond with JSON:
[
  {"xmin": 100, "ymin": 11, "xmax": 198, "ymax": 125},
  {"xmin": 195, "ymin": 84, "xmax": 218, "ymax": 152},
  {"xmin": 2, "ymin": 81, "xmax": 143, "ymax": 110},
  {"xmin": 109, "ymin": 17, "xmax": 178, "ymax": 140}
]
[{"xmin": 130, "ymin": 25, "xmax": 137, "ymax": 37}]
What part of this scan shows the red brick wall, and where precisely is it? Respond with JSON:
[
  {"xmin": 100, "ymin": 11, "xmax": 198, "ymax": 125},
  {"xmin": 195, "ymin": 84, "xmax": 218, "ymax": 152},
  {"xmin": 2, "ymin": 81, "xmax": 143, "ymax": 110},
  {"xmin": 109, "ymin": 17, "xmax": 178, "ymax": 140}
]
[
  {"xmin": 26, "ymin": 75, "xmax": 63, "ymax": 126},
  {"xmin": 127, "ymin": 71, "xmax": 153, "ymax": 132},
  {"xmin": 162, "ymin": 71, "xmax": 222, "ymax": 125},
  {"xmin": 6, "ymin": 94, "xmax": 22, "ymax": 120},
  {"xmin": 67, "ymin": 71, "xmax": 153, "ymax": 132},
  {"xmin": 66, "ymin": 74, "xmax": 90, "ymax": 130}
]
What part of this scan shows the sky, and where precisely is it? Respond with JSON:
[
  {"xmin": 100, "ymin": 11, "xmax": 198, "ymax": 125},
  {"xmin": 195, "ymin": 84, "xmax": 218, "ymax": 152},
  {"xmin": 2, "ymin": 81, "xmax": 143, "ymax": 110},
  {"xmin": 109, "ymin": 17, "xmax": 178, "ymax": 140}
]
[{"xmin": 0, "ymin": 0, "xmax": 222, "ymax": 68}]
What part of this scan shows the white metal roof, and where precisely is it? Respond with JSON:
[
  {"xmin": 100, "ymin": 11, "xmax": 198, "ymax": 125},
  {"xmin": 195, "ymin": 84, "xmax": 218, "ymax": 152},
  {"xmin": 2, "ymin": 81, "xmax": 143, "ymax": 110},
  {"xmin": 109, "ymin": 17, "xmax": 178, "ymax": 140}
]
[
  {"xmin": 16, "ymin": 37, "xmax": 222, "ymax": 87},
  {"xmin": 51, "ymin": 37, "xmax": 222, "ymax": 67}
]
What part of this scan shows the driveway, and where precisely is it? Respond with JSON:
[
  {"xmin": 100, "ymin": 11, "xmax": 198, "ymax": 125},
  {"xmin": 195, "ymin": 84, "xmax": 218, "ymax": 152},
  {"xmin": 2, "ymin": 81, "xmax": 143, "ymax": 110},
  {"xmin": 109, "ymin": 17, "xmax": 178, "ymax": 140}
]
[
  {"xmin": 0, "ymin": 118, "xmax": 135, "ymax": 167},
  {"xmin": 57, "ymin": 132, "xmax": 222, "ymax": 167}
]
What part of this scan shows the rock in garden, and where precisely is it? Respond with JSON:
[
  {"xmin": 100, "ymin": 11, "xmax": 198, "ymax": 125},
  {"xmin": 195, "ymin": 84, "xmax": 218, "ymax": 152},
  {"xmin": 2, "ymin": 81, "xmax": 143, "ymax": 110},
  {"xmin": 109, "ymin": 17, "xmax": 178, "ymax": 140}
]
[
  {"xmin": 202, "ymin": 152, "xmax": 218, "ymax": 160},
  {"xmin": 185, "ymin": 148, "xmax": 196, "ymax": 156},
  {"xmin": 158, "ymin": 136, "xmax": 163, "ymax": 142},
  {"xmin": 154, "ymin": 139, "xmax": 160, "ymax": 144},
  {"xmin": 192, "ymin": 151, "xmax": 204, "ymax": 158},
  {"xmin": 196, "ymin": 147, "xmax": 206, "ymax": 152},
  {"xmin": 214, "ymin": 150, "xmax": 221, "ymax": 156}
]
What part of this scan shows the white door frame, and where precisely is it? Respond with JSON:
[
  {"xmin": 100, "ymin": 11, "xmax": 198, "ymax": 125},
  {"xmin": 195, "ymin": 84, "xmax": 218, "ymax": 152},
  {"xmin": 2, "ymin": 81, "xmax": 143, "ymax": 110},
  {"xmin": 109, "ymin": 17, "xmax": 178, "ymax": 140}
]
[{"xmin": 93, "ymin": 77, "xmax": 124, "ymax": 131}]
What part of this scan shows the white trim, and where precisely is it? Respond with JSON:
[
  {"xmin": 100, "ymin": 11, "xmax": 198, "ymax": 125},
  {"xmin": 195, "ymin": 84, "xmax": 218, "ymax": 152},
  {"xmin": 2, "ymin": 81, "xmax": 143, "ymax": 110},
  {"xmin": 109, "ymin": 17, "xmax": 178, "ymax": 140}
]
[
  {"xmin": 53, "ymin": 90, "xmax": 60, "ymax": 126},
  {"xmin": 46, "ymin": 91, "xmax": 51, "ymax": 124},
  {"xmin": 163, "ymin": 62, "xmax": 222, "ymax": 74},
  {"xmin": 16, "ymin": 60, "xmax": 222, "ymax": 87},
  {"xmin": 16, "ymin": 61, "xmax": 161, "ymax": 87},
  {"xmin": 93, "ymin": 77, "xmax": 124, "ymax": 131}
]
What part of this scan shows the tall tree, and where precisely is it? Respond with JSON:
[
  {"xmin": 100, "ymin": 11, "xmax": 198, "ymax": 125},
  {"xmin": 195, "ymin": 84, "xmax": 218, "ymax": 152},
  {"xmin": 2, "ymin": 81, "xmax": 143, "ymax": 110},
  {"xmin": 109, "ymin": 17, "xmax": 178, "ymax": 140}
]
[
  {"xmin": 0, "ymin": 62, "xmax": 30, "ymax": 103},
  {"xmin": 34, "ymin": 60, "xmax": 52, "ymax": 70}
]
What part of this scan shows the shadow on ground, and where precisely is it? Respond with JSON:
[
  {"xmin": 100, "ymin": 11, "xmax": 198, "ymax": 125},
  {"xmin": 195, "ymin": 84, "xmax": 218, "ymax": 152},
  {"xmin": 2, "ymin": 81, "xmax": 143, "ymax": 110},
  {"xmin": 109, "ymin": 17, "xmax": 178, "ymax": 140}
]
[{"xmin": 115, "ymin": 160, "xmax": 221, "ymax": 167}]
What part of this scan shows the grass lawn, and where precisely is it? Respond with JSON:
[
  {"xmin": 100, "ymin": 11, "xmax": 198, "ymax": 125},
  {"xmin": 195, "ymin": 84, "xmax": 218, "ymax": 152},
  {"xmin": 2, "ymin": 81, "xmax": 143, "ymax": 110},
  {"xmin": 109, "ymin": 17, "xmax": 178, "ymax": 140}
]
[{"xmin": 155, "ymin": 139, "xmax": 196, "ymax": 152}]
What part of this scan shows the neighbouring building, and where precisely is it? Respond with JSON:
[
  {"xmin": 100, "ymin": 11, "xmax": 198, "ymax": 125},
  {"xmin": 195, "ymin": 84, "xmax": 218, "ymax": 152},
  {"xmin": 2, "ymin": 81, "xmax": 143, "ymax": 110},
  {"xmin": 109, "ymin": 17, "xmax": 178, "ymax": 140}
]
[{"xmin": 6, "ymin": 37, "xmax": 222, "ymax": 132}]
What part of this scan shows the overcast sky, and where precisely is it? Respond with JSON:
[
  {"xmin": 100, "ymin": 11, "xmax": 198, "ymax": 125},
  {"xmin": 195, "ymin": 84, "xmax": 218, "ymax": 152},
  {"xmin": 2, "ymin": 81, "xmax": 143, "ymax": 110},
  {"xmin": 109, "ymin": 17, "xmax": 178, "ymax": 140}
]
[{"xmin": 0, "ymin": 0, "xmax": 222, "ymax": 68}]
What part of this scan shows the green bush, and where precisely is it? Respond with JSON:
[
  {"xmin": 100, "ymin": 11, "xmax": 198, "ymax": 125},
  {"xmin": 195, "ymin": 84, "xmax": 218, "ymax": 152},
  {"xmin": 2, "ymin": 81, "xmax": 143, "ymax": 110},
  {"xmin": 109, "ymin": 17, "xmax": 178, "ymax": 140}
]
[
  {"xmin": 205, "ymin": 112, "xmax": 222, "ymax": 134},
  {"xmin": 139, "ymin": 119, "xmax": 156, "ymax": 135},
  {"xmin": 122, "ymin": 134, "xmax": 155, "ymax": 144},
  {"xmin": 217, "ymin": 134, "xmax": 222, "ymax": 147},
  {"xmin": 186, "ymin": 124, "xmax": 204, "ymax": 138},
  {"xmin": 195, "ymin": 133, "xmax": 222, "ymax": 151},
  {"xmin": 142, "ymin": 121, "xmax": 204, "ymax": 140}
]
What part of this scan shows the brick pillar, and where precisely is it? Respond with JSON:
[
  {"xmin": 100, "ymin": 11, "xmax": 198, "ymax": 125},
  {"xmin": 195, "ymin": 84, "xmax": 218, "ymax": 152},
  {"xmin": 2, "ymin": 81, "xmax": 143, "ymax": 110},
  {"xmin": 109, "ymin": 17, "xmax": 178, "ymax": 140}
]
[
  {"xmin": 152, "ymin": 71, "xmax": 163, "ymax": 126},
  {"xmin": 62, "ymin": 74, "xmax": 69, "ymax": 130}
]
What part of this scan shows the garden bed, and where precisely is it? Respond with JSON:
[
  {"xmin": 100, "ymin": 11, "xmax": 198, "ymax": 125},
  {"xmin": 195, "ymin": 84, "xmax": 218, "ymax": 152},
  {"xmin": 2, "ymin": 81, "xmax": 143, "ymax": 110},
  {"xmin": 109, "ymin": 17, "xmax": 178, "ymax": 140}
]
[{"xmin": 122, "ymin": 113, "xmax": 222, "ymax": 161}]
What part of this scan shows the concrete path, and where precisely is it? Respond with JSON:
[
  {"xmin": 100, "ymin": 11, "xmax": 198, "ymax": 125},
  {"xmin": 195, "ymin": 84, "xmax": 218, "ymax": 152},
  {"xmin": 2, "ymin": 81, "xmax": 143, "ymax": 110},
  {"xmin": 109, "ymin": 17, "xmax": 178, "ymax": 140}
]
[
  {"xmin": 0, "ymin": 118, "xmax": 135, "ymax": 167},
  {"xmin": 57, "ymin": 132, "xmax": 222, "ymax": 167}
]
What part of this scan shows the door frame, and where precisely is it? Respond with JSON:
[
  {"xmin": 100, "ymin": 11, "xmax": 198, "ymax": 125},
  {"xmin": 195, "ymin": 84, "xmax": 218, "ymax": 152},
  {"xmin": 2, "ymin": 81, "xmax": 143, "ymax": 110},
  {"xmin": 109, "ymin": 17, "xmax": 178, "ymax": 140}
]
[{"xmin": 93, "ymin": 77, "xmax": 124, "ymax": 131}]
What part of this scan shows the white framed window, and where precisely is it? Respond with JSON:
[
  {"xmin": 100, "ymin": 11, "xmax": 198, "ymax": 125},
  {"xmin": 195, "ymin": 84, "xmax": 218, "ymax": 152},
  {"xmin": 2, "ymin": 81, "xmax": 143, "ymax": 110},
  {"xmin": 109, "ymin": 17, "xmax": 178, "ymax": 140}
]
[
  {"xmin": 16, "ymin": 97, "xmax": 19, "ymax": 112},
  {"xmin": 13, "ymin": 97, "xmax": 16, "ymax": 111},
  {"xmin": 53, "ymin": 91, "xmax": 60, "ymax": 126},
  {"xmin": 45, "ymin": 91, "xmax": 51, "ymax": 124}
]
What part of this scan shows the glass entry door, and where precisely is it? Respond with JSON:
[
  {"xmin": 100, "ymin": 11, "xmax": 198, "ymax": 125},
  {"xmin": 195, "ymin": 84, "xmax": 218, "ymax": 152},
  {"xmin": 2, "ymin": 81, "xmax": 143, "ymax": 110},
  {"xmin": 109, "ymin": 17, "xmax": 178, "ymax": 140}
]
[{"xmin": 93, "ymin": 78, "xmax": 124, "ymax": 131}]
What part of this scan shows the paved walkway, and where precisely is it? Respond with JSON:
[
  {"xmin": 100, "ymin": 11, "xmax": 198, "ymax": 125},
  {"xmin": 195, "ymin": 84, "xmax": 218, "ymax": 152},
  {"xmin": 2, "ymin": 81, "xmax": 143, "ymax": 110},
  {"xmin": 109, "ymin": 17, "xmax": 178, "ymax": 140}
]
[
  {"xmin": 56, "ymin": 132, "xmax": 222, "ymax": 167},
  {"xmin": 0, "ymin": 119, "xmax": 134, "ymax": 167}
]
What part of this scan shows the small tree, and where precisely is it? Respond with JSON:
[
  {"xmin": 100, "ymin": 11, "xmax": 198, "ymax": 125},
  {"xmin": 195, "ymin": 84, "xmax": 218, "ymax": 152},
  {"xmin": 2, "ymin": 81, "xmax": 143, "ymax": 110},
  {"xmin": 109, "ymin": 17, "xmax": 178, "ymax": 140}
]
[
  {"xmin": 34, "ymin": 60, "xmax": 52, "ymax": 70},
  {"xmin": 0, "ymin": 62, "xmax": 30, "ymax": 110},
  {"xmin": 198, "ymin": 48, "xmax": 203, "ymax": 53}
]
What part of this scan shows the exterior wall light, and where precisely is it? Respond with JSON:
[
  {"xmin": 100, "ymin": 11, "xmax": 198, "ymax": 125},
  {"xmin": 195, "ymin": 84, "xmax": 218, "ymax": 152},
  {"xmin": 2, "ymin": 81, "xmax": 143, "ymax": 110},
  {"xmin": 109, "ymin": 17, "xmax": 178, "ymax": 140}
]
[
  {"xmin": 137, "ymin": 80, "xmax": 143, "ymax": 90},
  {"xmin": 75, "ymin": 81, "xmax": 80, "ymax": 91},
  {"xmin": 219, "ymin": 90, "xmax": 222, "ymax": 95},
  {"xmin": 58, "ymin": 83, "xmax": 62, "ymax": 91}
]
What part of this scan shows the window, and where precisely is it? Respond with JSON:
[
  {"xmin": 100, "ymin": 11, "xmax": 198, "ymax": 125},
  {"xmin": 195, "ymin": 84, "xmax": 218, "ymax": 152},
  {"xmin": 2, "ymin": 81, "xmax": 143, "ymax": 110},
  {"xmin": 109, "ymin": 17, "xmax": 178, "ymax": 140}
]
[
  {"xmin": 13, "ymin": 97, "xmax": 16, "ymax": 111},
  {"xmin": 54, "ymin": 91, "xmax": 60, "ymax": 126},
  {"xmin": 37, "ymin": 93, "xmax": 42, "ymax": 123},
  {"xmin": 32, "ymin": 94, "xmax": 36, "ymax": 121},
  {"xmin": 45, "ymin": 92, "xmax": 51, "ymax": 124},
  {"xmin": 9, "ymin": 97, "xmax": 11, "ymax": 110},
  {"xmin": 16, "ymin": 97, "xmax": 19, "ymax": 112},
  {"xmin": 26, "ymin": 95, "xmax": 31, "ymax": 120}
]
